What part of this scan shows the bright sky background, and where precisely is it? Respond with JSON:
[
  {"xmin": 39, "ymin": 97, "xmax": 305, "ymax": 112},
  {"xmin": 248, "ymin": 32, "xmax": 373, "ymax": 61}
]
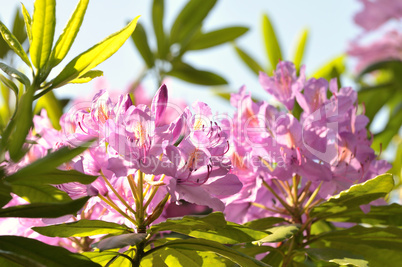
[{"xmin": 1, "ymin": 0, "xmax": 362, "ymax": 114}]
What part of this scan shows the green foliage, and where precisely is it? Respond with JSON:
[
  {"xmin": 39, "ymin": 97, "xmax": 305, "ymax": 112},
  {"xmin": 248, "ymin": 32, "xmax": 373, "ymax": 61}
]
[
  {"xmin": 129, "ymin": 0, "xmax": 248, "ymax": 87},
  {"xmin": 33, "ymin": 220, "xmax": 132, "ymax": 238},
  {"xmin": 262, "ymin": 13, "xmax": 282, "ymax": 71},
  {"xmin": 0, "ymin": 236, "xmax": 100, "ymax": 267}
]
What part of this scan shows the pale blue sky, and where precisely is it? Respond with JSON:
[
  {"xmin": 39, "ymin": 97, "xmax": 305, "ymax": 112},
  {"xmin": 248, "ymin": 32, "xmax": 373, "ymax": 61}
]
[{"xmin": 1, "ymin": 0, "xmax": 362, "ymax": 113}]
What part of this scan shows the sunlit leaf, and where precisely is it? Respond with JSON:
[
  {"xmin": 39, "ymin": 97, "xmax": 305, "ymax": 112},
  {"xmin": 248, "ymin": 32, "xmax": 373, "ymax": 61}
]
[
  {"xmin": 262, "ymin": 13, "xmax": 282, "ymax": 70},
  {"xmin": 0, "ymin": 62, "xmax": 30, "ymax": 87},
  {"xmin": 372, "ymin": 105, "xmax": 402, "ymax": 150},
  {"xmin": 131, "ymin": 22, "xmax": 154, "ymax": 68},
  {"xmin": 312, "ymin": 55, "xmax": 345, "ymax": 81},
  {"xmin": 95, "ymin": 233, "xmax": 147, "ymax": 251},
  {"xmin": 34, "ymin": 91, "xmax": 62, "ymax": 129},
  {"xmin": 292, "ymin": 28, "xmax": 308, "ymax": 71},
  {"xmin": 252, "ymin": 225, "xmax": 299, "ymax": 245},
  {"xmin": 234, "ymin": 44, "xmax": 264, "ymax": 76},
  {"xmin": 33, "ymin": 220, "xmax": 131, "ymax": 237},
  {"xmin": 69, "ymin": 70, "xmax": 103, "ymax": 84},
  {"xmin": 168, "ymin": 61, "xmax": 227, "ymax": 85},
  {"xmin": 11, "ymin": 8, "xmax": 27, "ymax": 46},
  {"xmin": 147, "ymin": 238, "xmax": 268, "ymax": 267},
  {"xmin": 11, "ymin": 183, "xmax": 71, "ymax": 203},
  {"xmin": 51, "ymin": 16, "xmax": 140, "ymax": 89},
  {"xmin": 0, "ymin": 73, "xmax": 19, "ymax": 96},
  {"xmin": 0, "ymin": 196, "xmax": 90, "ymax": 218},
  {"xmin": 0, "ymin": 20, "xmax": 31, "ymax": 67},
  {"xmin": 0, "ymin": 236, "xmax": 100, "ymax": 267},
  {"xmin": 310, "ymin": 174, "xmax": 394, "ymax": 219},
  {"xmin": 170, "ymin": 0, "xmax": 217, "ymax": 44},
  {"xmin": 152, "ymin": 0, "xmax": 167, "ymax": 59},
  {"xmin": 21, "ymin": 3, "xmax": 32, "ymax": 43},
  {"xmin": 187, "ymin": 27, "xmax": 248, "ymax": 50},
  {"xmin": 48, "ymin": 0, "xmax": 89, "ymax": 68},
  {"xmin": 305, "ymin": 248, "xmax": 368, "ymax": 267},
  {"xmin": 30, "ymin": 0, "xmax": 56, "ymax": 70}
]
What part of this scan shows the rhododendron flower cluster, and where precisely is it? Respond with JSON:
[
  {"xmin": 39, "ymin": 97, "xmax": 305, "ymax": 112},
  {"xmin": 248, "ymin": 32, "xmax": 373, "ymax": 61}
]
[
  {"xmin": 223, "ymin": 61, "xmax": 390, "ymax": 223},
  {"xmin": 0, "ymin": 61, "xmax": 391, "ymax": 252}
]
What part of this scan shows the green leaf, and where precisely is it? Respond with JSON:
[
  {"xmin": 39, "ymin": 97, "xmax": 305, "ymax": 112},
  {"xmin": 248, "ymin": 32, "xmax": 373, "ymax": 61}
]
[
  {"xmin": 312, "ymin": 55, "xmax": 345, "ymax": 81},
  {"xmin": 0, "ymin": 236, "xmax": 99, "ymax": 267},
  {"xmin": 0, "ymin": 196, "xmax": 90, "ymax": 218},
  {"xmin": 304, "ymin": 248, "xmax": 368, "ymax": 267},
  {"xmin": 11, "ymin": 183, "xmax": 71, "ymax": 203},
  {"xmin": 168, "ymin": 61, "xmax": 227, "ymax": 86},
  {"xmin": 0, "ymin": 73, "xmax": 19, "ymax": 96},
  {"xmin": 48, "ymin": 0, "xmax": 89, "ymax": 68},
  {"xmin": 311, "ymin": 225, "xmax": 402, "ymax": 267},
  {"xmin": 150, "ymin": 212, "xmax": 268, "ymax": 244},
  {"xmin": 0, "ymin": 181, "xmax": 12, "ymax": 208},
  {"xmin": 292, "ymin": 28, "xmax": 308, "ymax": 71},
  {"xmin": 310, "ymin": 174, "xmax": 394, "ymax": 219},
  {"xmin": 372, "ymin": 105, "xmax": 402, "ymax": 150},
  {"xmin": 262, "ymin": 13, "xmax": 282, "ymax": 70},
  {"xmin": 94, "ymin": 233, "xmax": 147, "ymax": 251},
  {"xmin": 69, "ymin": 70, "xmax": 103, "ymax": 84},
  {"xmin": 21, "ymin": 3, "xmax": 32, "ymax": 43},
  {"xmin": 11, "ymin": 8, "xmax": 27, "ymax": 46},
  {"xmin": 0, "ymin": 62, "xmax": 30, "ymax": 87},
  {"xmin": 358, "ymin": 83, "xmax": 395, "ymax": 123},
  {"xmin": 51, "ymin": 16, "xmax": 140, "ymax": 89},
  {"xmin": 244, "ymin": 217, "xmax": 287, "ymax": 231},
  {"xmin": 170, "ymin": 0, "xmax": 217, "ymax": 44},
  {"xmin": 0, "ymin": 20, "xmax": 31, "ymax": 67},
  {"xmin": 82, "ymin": 250, "xmax": 121, "ymax": 267},
  {"xmin": 131, "ymin": 22, "xmax": 154, "ymax": 68},
  {"xmin": 152, "ymin": 0, "xmax": 167, "ymax": 59},
  {"xmin": 252, "ymin": 225, "xmax": 299, "ymax": 245},
  {"xmin": 30, "ymin": 0, "xmax": 56, "ymax": 70},
  {"xmin": 33, "ymin": 219, "xmax": 131, "ymax": 237},
  {"xmin": 234, "ymin": 44, "xmax": 264, "ymax": 75},
  {"xmin": 6, "ymin": 144, "xmax": 92, "ymax": 182},
  {"xmin": 7, "ymin": 89, "xmax": 34, "ymax": 162},
  {"xmin": 147, "ymin": 238, "xmax": 268, "ymax": 267},
  {"xmin": 187, "ymin": 27, "xmax": 248, "ymax": 50},
  {"xmin": 357, "ymin": 59, "xmax": 402, "ymax": 79},
  {"xmin": 34, "ymin": 90, "xmax": 63, "ymax": 129}
]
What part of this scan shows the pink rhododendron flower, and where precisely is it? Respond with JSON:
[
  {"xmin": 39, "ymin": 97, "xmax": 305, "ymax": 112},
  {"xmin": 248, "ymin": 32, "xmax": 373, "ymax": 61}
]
[{"xmin": 354, "ymin": 0, "xmax": 402, "ymax": 31}]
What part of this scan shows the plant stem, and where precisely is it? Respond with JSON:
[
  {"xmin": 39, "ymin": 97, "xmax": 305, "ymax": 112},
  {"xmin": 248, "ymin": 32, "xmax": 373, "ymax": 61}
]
[{"xmin": 132, "ymin": 239, "xmax": 146, "ymax": 267}]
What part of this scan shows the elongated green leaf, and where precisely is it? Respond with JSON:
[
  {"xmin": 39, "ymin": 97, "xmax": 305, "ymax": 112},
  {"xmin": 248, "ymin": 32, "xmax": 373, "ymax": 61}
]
[
  {"xmin": 319, "ymin": 203, "xmax": 402, "ymax": 227},
  {"xmin": 33, "ymin": 219, "xmax": 131, "ymax": 237},
  {"xmin": 21, "ymin": 3, "xmax": 32, "ymax": 43},
  {"xmin": 11, "ymin": 183, "xmax": 71, "ymax": 203},
  {"xmin": 0, "ymin": 236, "xmax": 99, "ymax": 267},
  {"xmin": 0, "ymin": 196, "xmax": 90, "ymax": 218},
  {"xmin": 305, "ymin": 248, "xmax": 368, "ymax": 267},
  {"xmin": 30, "ymin": 0, "xmax": 56, "ymax": 70},
  {"xmin": 292, "ymin": 28, "xmax": 308, "ymax": 70},
  {"xmin": 313, "ymin": 55, "xmax": 345, "ymax": 81},
  {"xmin": 152, "ymin": 0, "xmax": 167, "ymax": 59},
  {"xmin": 0, "ymin": 62, "xmax": 30, "ymax": 87},
  {"xmin": 244, "ymin": 217, "xmax": 286, "ymax": 231},
  {"xmin": 82, "ymin": 250, "xmax": 121, "ymax": 267},
  {"xmin": 150, "ymin": 212, "xmax": 268, "ymax": 244},
  {"xmin": 147, "ymin": 238, "xmax": 268, "ymax": 267},
  {"xmin": 357, "ymin": 59, "xmax": 402, "ymax": 79},
  {"xmin": 131, "ymin": 22, "xmax": 154, "ymax": 68},
  {"xmin": 358, "ymin": 83, "xmax": 395, "ymax": 123},
  {"xmin": 262, "ymin": 13, "xmax": 282, "ymax": 70},
  {"xmin": 252, "ymin": 225, "xmax": 299, "ymax": 245},
  {"xmin": 11, "ymin": 8, "xmax": 27, "ymax": 45},
  {"xmin": 95, "ymin": 233, "xmax": 147, "ymax": 251},
  {"xmin": 0, "ymin": 21, "xmax": 31, "ymax": 67},
  {"xmin": 8, "ymin": 169, "xmax": 97, "ymax": 186},
  {"xmin": 0, "ymin": 73, "xmax": 19, "ymax": 96},
  {"xmin": 168, "ymin": 61, "xmax": 227, "ymax": 85},
  {"xmin": 6, "ymin": 143, "xmax": 92, "ymax": 181},
  {"xmin": 311, "ymin": 225, "xmax": 402, "ymax": 267},
  {"xmin": 8, "ymin": 89, "xmax": 34, "ymax": 162},
  {"xmin": 187, "ymin": 27, "xmax": 248, "ymax": 50},
  {"xmin": 310, "ymin": 174, "xmax": 394, "ymax": 219},
  {"xmin": 51, "ymin": 16, "xmax": 140, "ymax": 89},
  {"xmin": 49, "ymin": 0, "xmax": 89, "ymax": 68},
  {"xmin": 170, "ymin": 0, "xmax": 217, "ymax": 44},
  {"xmin": 34, "ymin": 90, "xmax": 62, "ymax": 129},
  {"xmin": 372, "ymin": 105, "xmax": 402, "ymax": 150},
  {"xmin": 234, "ymin": 45, "xmax": 264, "ymax": 75},
  {"xmin": 0, "ymin": 181, "xmax": 12, "ymax": 208},
  {"xmin": 69, "ymin": 70, "xmax": 103, "ymax": 84}
]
